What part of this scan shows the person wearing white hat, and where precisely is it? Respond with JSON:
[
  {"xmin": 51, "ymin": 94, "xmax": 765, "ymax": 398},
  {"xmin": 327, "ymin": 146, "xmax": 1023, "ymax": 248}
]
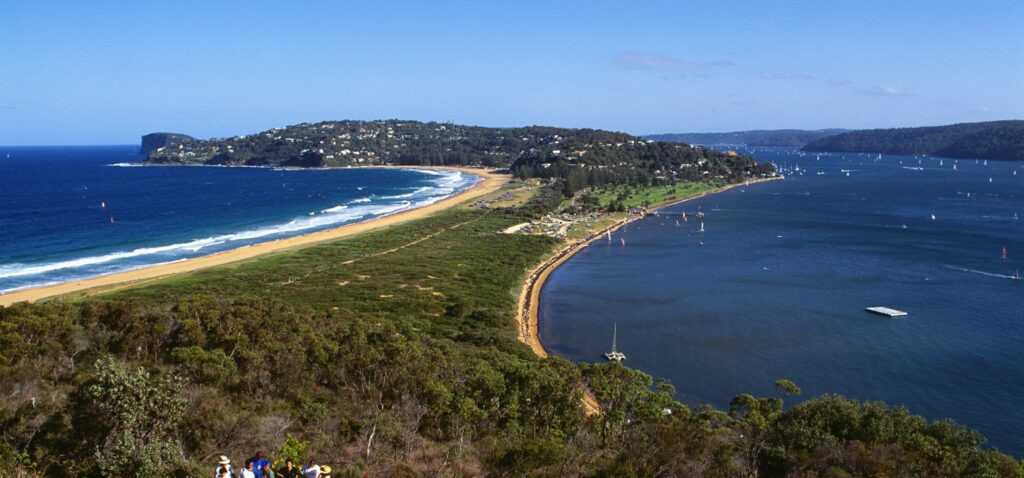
[{"xmin": 214, "ymin": 455, "xmax": 234, "ymax": 478}]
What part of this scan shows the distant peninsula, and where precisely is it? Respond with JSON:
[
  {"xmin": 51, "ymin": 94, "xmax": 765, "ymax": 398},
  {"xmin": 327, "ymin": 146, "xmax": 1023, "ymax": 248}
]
[
  {"xmin": 140, "ymin": 132, "xmax": 194, "ymax": 155},
  {"xmin": 802, "ymin": 120, "xmax": 1024, "ymax": 161},
  {"xmin": 646, "ymin": 129, "xmax": 850, "ymax": 148},
  {"xmin": 141, "ymin": 120, "xmax": 776, "ymax": 188}
]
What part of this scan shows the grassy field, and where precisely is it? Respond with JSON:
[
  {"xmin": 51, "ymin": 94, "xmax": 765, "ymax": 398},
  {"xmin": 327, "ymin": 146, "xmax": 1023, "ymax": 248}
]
[
  {"xmin": 564, "ymin": 213, "xmax": 629, "ymax": 241},
  {"xmin": 107, "ymin": 209, "xmax": 560, "ymax": 336},
  {"xmin": 590, "ymin": 182, "xmax": 719, "ymax": 209},
  {"xmin": 555, "ymin": 182, "xmax": 720, "ymax": 241},
  {"xmin": 485, "ymin": 182, "xmax": 540, "ymax": 208}
]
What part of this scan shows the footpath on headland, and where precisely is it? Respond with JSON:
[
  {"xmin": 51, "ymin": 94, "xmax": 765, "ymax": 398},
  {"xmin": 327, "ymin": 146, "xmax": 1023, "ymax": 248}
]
[
  {"xmin": 514, "ymin": 177, "xmax": 780, "ymax": 414},
  {"xmin": 0, "ymin": 166, "xmax": 508, "ymax": 307}
]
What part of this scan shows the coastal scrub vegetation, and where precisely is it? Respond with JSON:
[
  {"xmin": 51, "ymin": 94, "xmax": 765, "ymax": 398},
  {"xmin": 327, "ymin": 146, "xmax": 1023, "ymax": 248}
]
[{"xmin": 2, "ymin": 183, "xmax": 1022, "ymax": 477}]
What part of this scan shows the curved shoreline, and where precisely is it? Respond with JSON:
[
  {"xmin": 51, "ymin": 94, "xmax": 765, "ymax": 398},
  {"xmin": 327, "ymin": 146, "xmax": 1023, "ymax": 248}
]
[
  {"xmin": 514, "ymin": 178, "xmax": 779, "ymax": 415},
  {"xmin": 515, "ymin": 178, "xmax": 779, "ymax": 358},
  {"xmin": 0, "ymin": 166, "xmax": 508, "ymax": 306}
]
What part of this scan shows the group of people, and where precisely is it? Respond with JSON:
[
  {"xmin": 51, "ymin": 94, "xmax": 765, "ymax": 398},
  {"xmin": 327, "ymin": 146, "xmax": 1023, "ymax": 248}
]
[{"xmin": 214, "ymin": 453, "xmax": 333, "ymax": 478}]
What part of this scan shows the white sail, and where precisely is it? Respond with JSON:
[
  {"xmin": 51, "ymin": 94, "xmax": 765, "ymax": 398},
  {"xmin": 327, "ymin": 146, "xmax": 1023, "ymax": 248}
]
[{"xmin": 605, "ymin": 322, "xmax": 626, "ymax": 361}]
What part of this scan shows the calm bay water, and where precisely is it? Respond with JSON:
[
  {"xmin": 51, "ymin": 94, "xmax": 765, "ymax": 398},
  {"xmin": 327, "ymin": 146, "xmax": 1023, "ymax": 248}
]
[
  {"xmin": 540, "ymin": 148, "xmax": 1023, "ymax": 454},
  {"xmin": 0, "ymin": 145, "xmax": 476, "ymax": 293}
]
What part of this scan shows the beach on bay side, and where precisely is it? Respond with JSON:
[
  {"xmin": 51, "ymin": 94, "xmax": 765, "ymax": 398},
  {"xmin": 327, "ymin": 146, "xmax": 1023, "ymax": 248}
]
[
  {"xmin": 513, "ymin": 177, "xmax": 780, "ymax": 415},
  {"xmin": 514, "ymin": 177, "xmax": 780, "ymax": 358}
]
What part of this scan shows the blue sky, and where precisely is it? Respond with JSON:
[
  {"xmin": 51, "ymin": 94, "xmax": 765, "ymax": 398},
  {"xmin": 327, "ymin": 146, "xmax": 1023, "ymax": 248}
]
[{"xmin": 1, "ymin": 0, "xmax": 1022, "ymax": 144}]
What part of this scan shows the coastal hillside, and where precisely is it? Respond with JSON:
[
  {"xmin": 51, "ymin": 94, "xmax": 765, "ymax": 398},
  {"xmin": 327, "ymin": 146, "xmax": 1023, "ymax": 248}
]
[
  {"xmin": 3, "ymin": 201, "xmax": 1021, "ymax": 477},
  {"xmin": 802, "ymin": 120, "xmax": 1024, "ymax": 160},
  {"xmin": 646, "ymin": 129, "xmax": 849, "ymax": 147},
  {"xmin": 142, "ymin": 120, "xmax": 776, "ymax": 187},
  {"xmin": 140, "ymin": 132, "xmax": 194, "ymax": 154}
]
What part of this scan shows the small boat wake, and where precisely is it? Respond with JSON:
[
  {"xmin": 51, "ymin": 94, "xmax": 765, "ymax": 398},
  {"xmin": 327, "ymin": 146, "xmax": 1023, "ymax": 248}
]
[{"xmin": 941, "ymin": 264, "xmax": 1021, "ymax": 280}]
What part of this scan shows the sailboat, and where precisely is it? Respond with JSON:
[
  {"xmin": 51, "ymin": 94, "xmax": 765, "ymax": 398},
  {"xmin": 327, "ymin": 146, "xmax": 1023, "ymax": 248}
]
[
  {"xmin": 607, "ymin": 230, "xmax": 611, "ymax": 242},
  {"xmin": 620, "ymin": 237, "xmax": 626, "ymax": 247},
  {"xmin": 605, "ymin": 323, "xmax": 626, "ymax": 361},
  {"xmin": 699, "ymin": 222, "xmax": 705, "ymax": 233},
  {"xmin": 930, "ymin": 214, "xmax": 936, "ymax": 221},
  {"xmin": 109, "ymin": 216, "xmax": 115, "ymax": 224},
  {"xmin": 100, "ymin": 201, "xmax": 106, "ymax": 209}
]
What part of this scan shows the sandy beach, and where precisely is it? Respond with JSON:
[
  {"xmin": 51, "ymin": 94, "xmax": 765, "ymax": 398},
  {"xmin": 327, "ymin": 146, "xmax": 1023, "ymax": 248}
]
[{"xmin": 0, "ymin": 166, "xmax": 509, "ymax": 306}]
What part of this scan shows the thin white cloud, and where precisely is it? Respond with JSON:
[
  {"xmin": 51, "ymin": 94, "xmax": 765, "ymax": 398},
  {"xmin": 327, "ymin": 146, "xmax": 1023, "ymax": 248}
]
[
  {"xmin": 760, "ymin": 72, "xmax": 815, "ymax": 80},
  {"xmin": 824, "ymin": 79, "xmax": 912, "ymax": 98},
  {"xmin": 857, "ymin": 85, "xmax": 913, "ymax": 97},
  {"xmin": 612, "ymin": 52, "xmax": 732, "ymax": 74}
]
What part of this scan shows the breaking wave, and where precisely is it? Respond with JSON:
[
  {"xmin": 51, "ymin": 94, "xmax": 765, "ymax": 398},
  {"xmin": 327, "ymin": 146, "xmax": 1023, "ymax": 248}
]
[{"xmin": 0, "ymin": 169, "xmax": 476, "ymax": 292}]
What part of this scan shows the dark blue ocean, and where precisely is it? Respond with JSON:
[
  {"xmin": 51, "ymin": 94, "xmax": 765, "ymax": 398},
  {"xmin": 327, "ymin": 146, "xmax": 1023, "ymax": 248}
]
[
  {"xmin": 0, "ymin": 145, "xmax": 476, "ymax": 293},
  {"xmin": 540, "ymin": 148, "xmax": 1023, "ymax": 455}
]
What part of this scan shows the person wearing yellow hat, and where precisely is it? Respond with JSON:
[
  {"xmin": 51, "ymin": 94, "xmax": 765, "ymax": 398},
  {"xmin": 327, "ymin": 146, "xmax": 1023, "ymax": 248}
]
[{"xmin": 319, "ymin": 465, "xmax": 332, "ymax": 477}]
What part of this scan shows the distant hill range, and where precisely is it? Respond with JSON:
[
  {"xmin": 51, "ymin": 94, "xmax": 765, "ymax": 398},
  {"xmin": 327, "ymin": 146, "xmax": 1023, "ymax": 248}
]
[
  {"xmin": 645, "ymin": 129, "xmax": 850, "ymax": 148},
  {"xmin": 801, "ymin": 120, "xmax": 1024, "ymax": 161}
]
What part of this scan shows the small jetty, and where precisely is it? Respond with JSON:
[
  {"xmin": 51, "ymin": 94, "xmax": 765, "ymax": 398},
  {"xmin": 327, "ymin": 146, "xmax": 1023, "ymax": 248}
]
[
  {"xmin": 866, "ymin": 306, "xmax": 907, "ymax": 318},
  {"xmin": 605, "ymin": 322, "xmax": 626, "ymax": 362}
]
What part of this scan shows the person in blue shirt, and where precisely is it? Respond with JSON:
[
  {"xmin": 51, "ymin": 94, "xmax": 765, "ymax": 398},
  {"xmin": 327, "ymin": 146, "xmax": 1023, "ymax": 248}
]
[{"xmin": 250, "ymin": 451, "xmax": 271, "ymax": 478}]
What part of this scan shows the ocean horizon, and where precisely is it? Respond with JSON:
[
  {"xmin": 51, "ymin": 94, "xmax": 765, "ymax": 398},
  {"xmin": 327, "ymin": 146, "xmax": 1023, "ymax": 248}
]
[
  {"xmin": 540, "ymin": 147, "xmax": 1024, "ymax": 455},
  {"xmin": 0, "ymin": 145, "xmax": 478, "ymax": 294}
]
